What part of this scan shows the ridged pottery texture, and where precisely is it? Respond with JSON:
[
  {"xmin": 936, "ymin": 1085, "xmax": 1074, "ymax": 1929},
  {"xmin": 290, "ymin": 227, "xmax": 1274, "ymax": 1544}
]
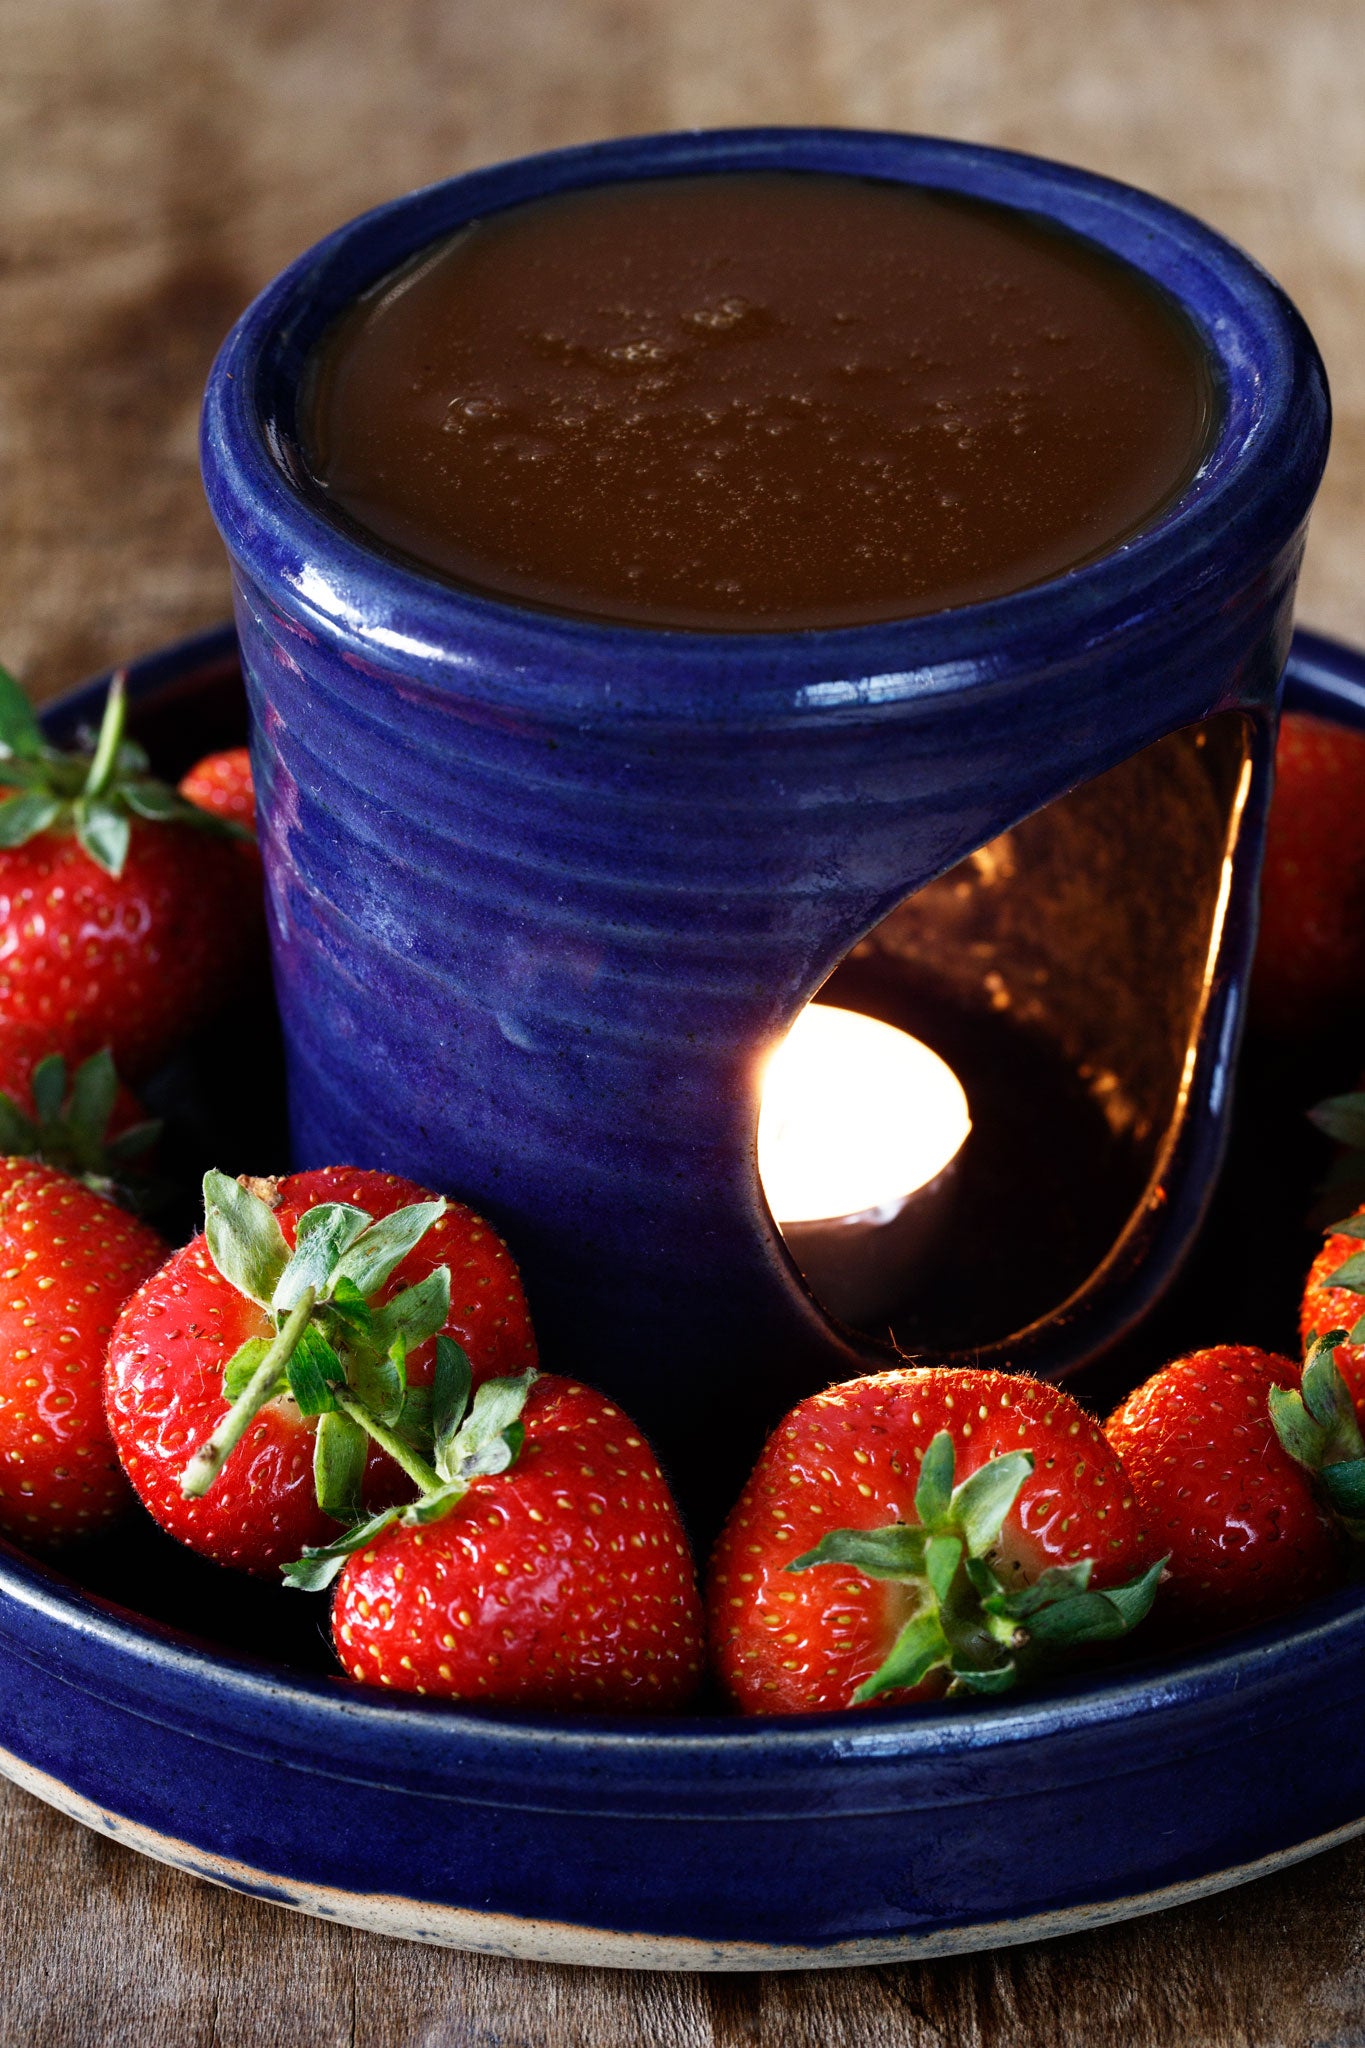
[{"xmin": 201, "ymin": 130, "xmax": 1329, "ymax": 1480}]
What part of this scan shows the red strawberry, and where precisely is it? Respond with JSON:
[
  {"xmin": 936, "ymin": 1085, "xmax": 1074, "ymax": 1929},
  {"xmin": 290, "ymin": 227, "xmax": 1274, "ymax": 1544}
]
[
  {"xmin": 1301, "ymin": 1209, "xmax": 1365, "ymax": 1418},
  {"xmin": 307, "ymin": 1368, "xmax": 704, "ymax": 1711},
  {"xmin": 1268, "ymin": 1331, "xmax": 1365, "ymax": 1546},
  {"xmin": 179, "ymin": 748, "xmax": 256, "ymax": 832},
  {"xmin": 265, "ymin": 1167, "xmax": 537, "ymax": 1391},
  {"xmin": 1251, "ymin": 711, "xmax": 1365, "ymax": 1038},
  {"xmin": 1105, "ymin": 1345, "xmax": 1342, "ymax": 1629},
  {"xmin": 0, "ymin": 667, "xmax": 258, "ymax": 1077},
  {"xmin": 0, "ymin": 1031, "xmax": 157, "ymax": 1189},
  {"xmin": 0, "ymin": 1159, "xmax": 166, "ymax": 1544},
  {"xmin": 710, "ymin": 1367, "xmax": 1158, "ymax": 1715},
  {"xmin": 106, "ymin": 1166, "xmax": 537, "ymax": 1575}
]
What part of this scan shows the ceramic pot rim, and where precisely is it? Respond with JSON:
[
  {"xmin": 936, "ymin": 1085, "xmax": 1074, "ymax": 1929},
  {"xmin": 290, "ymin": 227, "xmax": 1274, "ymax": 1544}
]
[{"xmin": 201, "ymin": 126, "xmax": 1329, "ymax": 724}]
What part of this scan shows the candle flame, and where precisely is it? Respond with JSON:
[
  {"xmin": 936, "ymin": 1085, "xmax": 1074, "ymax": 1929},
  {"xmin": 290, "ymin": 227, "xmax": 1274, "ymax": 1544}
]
[{"xmin": 758, "ymin": 1004, "xmax": 971, "ymax": 1225}]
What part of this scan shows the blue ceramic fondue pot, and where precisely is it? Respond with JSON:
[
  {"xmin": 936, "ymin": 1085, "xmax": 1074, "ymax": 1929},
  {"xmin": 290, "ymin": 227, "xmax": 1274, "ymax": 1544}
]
[
  {"xmin": 201, "ymin": 129, "xmax": 1329, "ymax": 1486},
  {"xmin": 0, "ymin": 626, "xmax": 1352, "ymax": 1971}
]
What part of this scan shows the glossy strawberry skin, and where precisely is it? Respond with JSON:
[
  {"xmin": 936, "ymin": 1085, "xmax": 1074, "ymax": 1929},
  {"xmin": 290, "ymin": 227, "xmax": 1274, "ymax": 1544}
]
[
  {"xmin": 333, "ymin": 1375, "xmax": 704, "ymax": 1711},
  {"xmin": 105, "ymin": 1167, "xmax": 538, "ymax": 1576},
  {"xmin": 1301, "ymin": 1225, "xmax": 1365, "ymax": 1418},
  {"xmin": 710, "ymin": 1368, "xmax": 1150, "ymax": 1716},
  {"xmin": 0, "ymin": 823, "xmax": 259, "ymax": 1079},
  {"xmin": 0, "ymin": 1160, "xmax": 166, "ymax": 1544},
  {"xmin": 107, "ymin": 1236, "xmax": 306, "ymax": 1573},
  {"xmin": 179, "ymin": 748, "xmax": 256, "ymax": 832},
  {"xmin": 1251, "ymin": 713, "xmax": 1365, "ymax": 1038},
  {"xmin": 1105, "ymin": 1346, "xmax": 1341, "ymax": 1629}
]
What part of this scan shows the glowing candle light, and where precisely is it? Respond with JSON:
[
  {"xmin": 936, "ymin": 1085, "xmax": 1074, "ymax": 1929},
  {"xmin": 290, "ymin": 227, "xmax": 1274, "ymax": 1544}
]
[{"xmin": 757, "ymin": 1004, "xmax": 972, "ymax": 1329}]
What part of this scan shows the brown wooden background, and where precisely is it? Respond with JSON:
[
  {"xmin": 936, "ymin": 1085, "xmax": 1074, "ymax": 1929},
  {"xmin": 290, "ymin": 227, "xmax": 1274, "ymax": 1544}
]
[{"xmin": 3, "ymin": 1, "xmax": 1365, "ymax": 2040}]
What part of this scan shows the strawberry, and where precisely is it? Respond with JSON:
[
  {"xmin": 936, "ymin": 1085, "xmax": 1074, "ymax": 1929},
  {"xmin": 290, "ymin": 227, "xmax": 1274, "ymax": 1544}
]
[
  {"xmin": 106, "ymin": 1166, "xmax": 537, "ymax": 1575},
  {"xmin": 0, "ymin": 1159, "xmax": 166, "ymax": 1544},
  {"xmin": 1300, "ymin": 1204, "xmax": 1365, "ymax": 1418},
  {"xmin": 179, "ymin": 747, "xmax": 256, "ymax": 832},
  {"xmin": 0, "ymin": 665, "xmax": 258, "ymax": 1077},
  {"xmin": 1105, "ymin": 1345, "xmax": 1342, "ymax": 1629},
  {"xmin": 709, "ymin": 1368, "xmax": 1160, "ymax": 1715},
  {"xmin": 292, "ymin": 1361, "xmax": 704, "ymax": 1711},
  {"xmin": 1268, "ymin": 1330, "xmax": 1365, "ymax": 1543},
  {"xmin": 1251, "ymin": 711, "xmax": 1365, "ymax": 1038},
  {"xmin": 0, "ymin": 1032, "xmax": 157, "ymax": 1192}
]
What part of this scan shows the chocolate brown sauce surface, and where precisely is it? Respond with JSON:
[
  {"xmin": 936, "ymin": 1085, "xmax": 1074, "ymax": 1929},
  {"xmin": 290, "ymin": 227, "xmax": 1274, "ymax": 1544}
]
[{"xmin": 303, "ymin": 173, "xmax": 1215, "ymax": 632}]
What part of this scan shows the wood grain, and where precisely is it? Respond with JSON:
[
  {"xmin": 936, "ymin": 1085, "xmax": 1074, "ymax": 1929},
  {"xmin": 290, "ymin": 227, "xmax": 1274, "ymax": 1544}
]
[
  {"xmin": 2, "ymin": 1, "xmax": 1365, "ymax": 2039},
  {"xmin": 3, "ymin": 1777, "xmax": 1365, "ymax": 2047}
]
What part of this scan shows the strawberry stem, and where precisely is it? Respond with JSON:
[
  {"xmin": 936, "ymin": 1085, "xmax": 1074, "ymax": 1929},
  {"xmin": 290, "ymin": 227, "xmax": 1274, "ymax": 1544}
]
[
  {"xmin": 180, "ymin": 1288, "xmax": 317, "ymax": 1498},
  {"xmin": 335, "ymin": 1393, "xmax": 442, "ymax": 1496},
  {"xmin": 1270, "ymin": 1331, "xmax": 1365, "ymax": 1540},
  {"xmin": 81, "ymin": 671, "xmax": 127, "ymax": 802}
]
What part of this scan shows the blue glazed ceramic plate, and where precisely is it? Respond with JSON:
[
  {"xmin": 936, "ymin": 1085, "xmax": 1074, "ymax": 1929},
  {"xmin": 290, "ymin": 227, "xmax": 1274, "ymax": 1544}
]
[{"xmin": 1, "ymin": 623, "xmax": 1363, "ymax": 1971}]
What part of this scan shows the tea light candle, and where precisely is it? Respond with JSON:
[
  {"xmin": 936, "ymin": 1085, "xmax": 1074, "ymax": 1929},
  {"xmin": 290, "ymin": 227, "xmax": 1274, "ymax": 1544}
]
[{"xmin": 758, "ymin": 1004, "xmax": 971, "ymax": 1329}]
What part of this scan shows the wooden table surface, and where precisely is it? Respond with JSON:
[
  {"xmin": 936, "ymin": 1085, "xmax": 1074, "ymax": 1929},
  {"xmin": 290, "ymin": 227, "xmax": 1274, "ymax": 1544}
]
[{"xmin": 3, "ymin": 2, "xmax": 1365, "ymax": 2040}]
